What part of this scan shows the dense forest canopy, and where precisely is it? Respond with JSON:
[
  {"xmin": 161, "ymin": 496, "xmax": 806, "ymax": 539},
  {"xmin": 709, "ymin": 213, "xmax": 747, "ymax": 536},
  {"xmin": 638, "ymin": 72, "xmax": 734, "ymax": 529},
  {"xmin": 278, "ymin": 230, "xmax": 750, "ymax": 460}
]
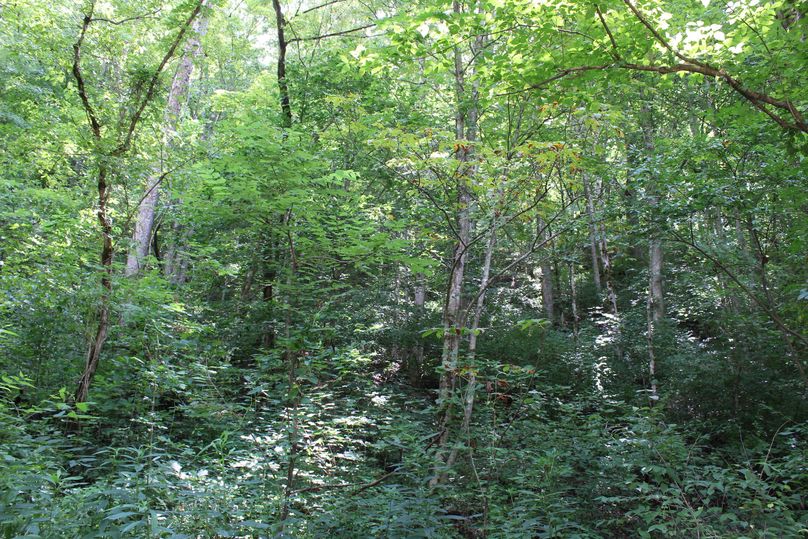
[{"xmin": 1, "ymin": 0, "xmax": 807, "ymax": 536}]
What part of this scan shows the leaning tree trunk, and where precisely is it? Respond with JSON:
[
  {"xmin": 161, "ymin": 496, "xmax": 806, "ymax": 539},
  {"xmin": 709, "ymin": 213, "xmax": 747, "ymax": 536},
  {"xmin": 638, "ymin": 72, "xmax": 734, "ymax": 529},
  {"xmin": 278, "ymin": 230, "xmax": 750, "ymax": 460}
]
[
  {"xmin": 126, "ymin": 8, "xmax": 208, "ymax": 276},
  {"xmin": 76, "ymin": 163, "xmax": 112, "ymax": 403}
]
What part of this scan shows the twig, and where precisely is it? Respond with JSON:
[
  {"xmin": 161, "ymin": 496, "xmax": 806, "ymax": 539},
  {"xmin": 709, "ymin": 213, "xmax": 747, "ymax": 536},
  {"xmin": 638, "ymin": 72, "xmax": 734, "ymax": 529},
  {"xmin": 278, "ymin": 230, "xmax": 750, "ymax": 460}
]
[
  {"xmin": 287, "ymin": 23, "xmax": 375, "ymax": 44},
  {"xmin": 90, "ymin": 8, "xmax": 161, "ymax": 25}
]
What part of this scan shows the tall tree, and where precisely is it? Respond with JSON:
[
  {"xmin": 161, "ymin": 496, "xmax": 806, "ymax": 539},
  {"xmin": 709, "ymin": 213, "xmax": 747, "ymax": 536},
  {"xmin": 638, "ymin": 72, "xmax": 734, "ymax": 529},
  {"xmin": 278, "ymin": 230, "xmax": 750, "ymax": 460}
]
[
  {"xmin": 125, "ymin": 8, "xmax": 209, "ymax": 276},
  {"xmin": 72, "ymin": 0, "xmax": 205, "ymax": 403}
]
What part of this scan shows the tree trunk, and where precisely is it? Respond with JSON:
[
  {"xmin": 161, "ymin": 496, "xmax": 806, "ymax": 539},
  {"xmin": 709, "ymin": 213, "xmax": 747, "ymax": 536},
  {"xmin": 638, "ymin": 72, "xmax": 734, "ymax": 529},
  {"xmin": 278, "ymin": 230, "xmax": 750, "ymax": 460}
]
[
  {"xmin": 641, "ymin": 104, "xmax": 664, "ymax": 403},
  {"xmin": 648, "ymin": 239, "xmax": 664, "ymax": 322},
  {"xmin": 597, "ymin": 216, "xmax": 623, "ymax": 361},
  {"xmin": 262, "ymin": 259, "xmax": 276, "ymax": 349},
  {"xmin": 409, "ymin": 274, "xmax": 426, "ymax": 386},
  {"xmin": 126, "ymin": 11, "xmax": 208, "ymax": 276},
  {"xmin": 647, "ymin": 237, "xmax": 663, "ymax": 403},
  {"xmin": 446, "ymin": 218, "xmax": 496, "ymax": 470},
  {"xmin": 76, "ymin": 163, "xmax": 112, "ymax": 403},
  {"xmin": 272, "ymin": 0, "xmax": 292, "ymax": 128},
  {"xmin": 279, "ymin": 209, "xmax": 300, "ymax": 527},
  {"xmin": 582, "ymin": 174, "xmax": 602, "ymax": 294},
  {"xmin": 569, "ymin": 261, "xmax": 579, "ymax": 339},
  {"xmin": 125, "ymin": 175, "xmax": 159, "ymax": 276},
  {"xmin": 538, "ymin": 216, "xmax": 555, "ymax": 323},
  {"xmin": 433, "ymin": 0, "xmax": 476, "ymax": 485}
]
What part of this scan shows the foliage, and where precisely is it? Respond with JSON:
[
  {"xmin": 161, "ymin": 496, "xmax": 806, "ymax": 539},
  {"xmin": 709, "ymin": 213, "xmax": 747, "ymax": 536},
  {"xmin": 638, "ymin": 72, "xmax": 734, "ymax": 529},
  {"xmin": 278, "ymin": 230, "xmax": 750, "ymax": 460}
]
[{"xmin": 1, "ymin": 0, "xmax": 807, "ymax": 537}]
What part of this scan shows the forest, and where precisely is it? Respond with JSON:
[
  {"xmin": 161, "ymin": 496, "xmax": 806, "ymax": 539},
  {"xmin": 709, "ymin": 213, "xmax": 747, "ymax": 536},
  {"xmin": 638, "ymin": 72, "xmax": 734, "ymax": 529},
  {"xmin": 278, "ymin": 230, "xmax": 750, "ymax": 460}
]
[{"xmin": 0, "ymin": 0, "xmax": 806, "ymax": 536}]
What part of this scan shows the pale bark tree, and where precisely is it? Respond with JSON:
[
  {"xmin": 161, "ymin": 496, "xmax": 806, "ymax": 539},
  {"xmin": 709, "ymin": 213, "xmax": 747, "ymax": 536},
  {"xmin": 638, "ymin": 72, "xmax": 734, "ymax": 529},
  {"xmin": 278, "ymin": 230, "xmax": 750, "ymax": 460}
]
[
  {"xmin": 596, "ymin": 187, "xmax": 623, "ymax": 361},
  {"xmin": 582, "ymin": 174, "xmax": 603, "ymax": 294},
  {"xmin": 569, "ymin": 260, "xmax": 579, "ymax": 338},
  {"xmin": 72, "ymin": 0, "xmax": 205, "ymax": 404},
  {"xmin": 432, "ymin": 0, "xmax": 476, "ymax": 485},
  {"xmin": 409, "ymin": 274, "xmax": 426, "ymax": 386},
  {"xmin": 446, "ymin": 214, "xmax": 496, "ymax": 470},
  {"xmin": 538, "ymin": 216, "xmax": 555, "ymax": 323},
  {"xmin": 125, "ymin": 11, "xmax": 208, "ymax": 276},
  {"xmin": 641, "ymin": 105, "xmax": 664, "ymax": 403}
]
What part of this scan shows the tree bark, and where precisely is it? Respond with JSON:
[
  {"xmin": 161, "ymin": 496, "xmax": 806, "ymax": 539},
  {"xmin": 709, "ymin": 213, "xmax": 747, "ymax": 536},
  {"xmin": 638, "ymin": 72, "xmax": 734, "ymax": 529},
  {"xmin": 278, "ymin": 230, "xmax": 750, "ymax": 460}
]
[
  {"xmin": 71, "ymin": 0, "xmax": 204, "ymax": 404},
  {"xmin": 582, "ymin": 174, "xmax": 602, "ymax": 294},
  {"xmin": 433, "ymin": 0, "xmax": 476, "ymax": 485},
  {"xmin": 126, "ymin": 10, "xmax": 208, "ymax": 276},
  {"xmin": 409, "ymin": 274, "xmax": 426, "ymax": 386},
  {"xmin": 446, "ymin": 217, "xmax": 496, "ymax": 470},
  {"xmin": 538, "ymin": 216, "xmax": 555, "ymax": 323},
  {"xmin": 641, "ymin": 104, "xmax": 664, "ymax": 403},
  {"xmin": 272, "ymin": 0, "xmax": 293, "ymax": 128},
  {"xmin": 597, "ymin": 212, "xmax": 623, "ymax": 361},
  {"xmin": 647, "ymin": 237, "xmax": 663, "ymax": 403},
  {"xmin": 279, "ymin": 209, "xmax": 300, "ymax": 527},
  {"xmin": 76, "ymin": 163, "xmax": 112, "ymax": 403},
  {"xmin": 569, "ymin": 261, "xmax": 579, "ymax": 339}
]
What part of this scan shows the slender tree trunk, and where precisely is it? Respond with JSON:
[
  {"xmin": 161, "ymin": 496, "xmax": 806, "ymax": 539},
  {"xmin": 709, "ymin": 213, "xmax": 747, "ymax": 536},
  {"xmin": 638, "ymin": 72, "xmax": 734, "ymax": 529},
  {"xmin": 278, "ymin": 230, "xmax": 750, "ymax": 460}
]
[
  {"xmin": 262, "ymin": 254, "xmax": 276, "ymax": 349},
  {"xmin": 272, "ymin": 0, "xmax": 292, "ymax": 128},
  {"xmin": 538, "ymin": 216, "xmax": 555, "ymax": 323},
  {"xmin": 641, "ymin": 105, "xmax": 664, "ymax": 403},
  {"xmin": 648, "ymin": 240, "xmax": 664, "ymax": 322},
  {"xmin": 746, "ymin": 219, "xmax": 775, "ymax": 307},
  {"xmin": 598, "ymin": 229, "xmax": 619, "ymax": 317},
  {"xmin": 409, "ymin": 274, "xmax": 426, "ymax": 386},
  {"xmin": 433, "ymin": 0, "xmax": 476, "ymax": 484},
  {"xmin": 391, "ymin": 263, "xmax": 403, "ymax": 364},
  {"xmin": 597, "ymin": 217, "xmax": 623, "ymax": 361},
  {"xmin": 582, "ymin": 174, "xmax": 602, "ymax": 294},
  {"xmin": 279, "ymin": 209, "xmax": 299, "ymax": 526},
  {"xmin": 126, "ymin": 11, "xmax": 208, "ymax": 276},
  {"xmin": 647, "ymin": 237, "xmax": 663, "ymax": 402},
  {"xmin": 446, "ymin": 219, "xmax": 496, "ymax": 470},
  {"xmin": 271, "ymin": 4, "xmax": 301, "ymax": 523},
  {"xmin": 569, "ymin": 261, "xmax": 579, "ymax": 339},
  {"xmin": 76, "ymin": 163, "xmax": 112, "ymax": 403},
  {"xmin": 260, "ymin": 0, "xmax": 292, "ymax": 355}
]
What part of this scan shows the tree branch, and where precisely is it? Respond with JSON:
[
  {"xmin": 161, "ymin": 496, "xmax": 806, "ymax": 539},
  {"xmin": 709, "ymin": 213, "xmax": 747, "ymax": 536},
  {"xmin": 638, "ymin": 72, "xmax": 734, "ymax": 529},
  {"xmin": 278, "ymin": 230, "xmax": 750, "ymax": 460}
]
[
  {"xmin": 595, "ymin": 5, "xmax": 620, "ymax": 59},
  {"xmin": 299, "ymin": 0, "xmax": 347, "ymax": 16},
  {"xmin": 115, "ymin": 0, "xmax": 205, "ymax": 155},
  {"xmin": 496, "ymin": 64, "xmax": 613, "ymax": 97},
  {"xmin": 287, "ymin": 22, "xmax": 375, "ymax": 44},
  {"xmin": 72, "ymin": 0, "xmax": 102, "ymax": 138},
  {"xmin": 621, "ymin": 0, "xmax": 807, "ymax": 133},
  {"xmin": 90, "ymin": 8, "xmax": 161, "ymax": 26},
  {"xmin": 459, "ymin": 196, "xmax": 582, "ymax": 328}
]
